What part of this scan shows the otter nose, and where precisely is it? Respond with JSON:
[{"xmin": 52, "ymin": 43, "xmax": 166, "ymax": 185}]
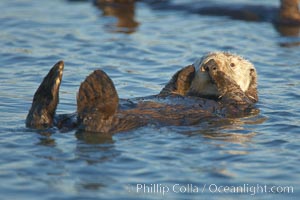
[{"xmin": 203, "ymin": 59, "xmax": 218, "ymax": 72}]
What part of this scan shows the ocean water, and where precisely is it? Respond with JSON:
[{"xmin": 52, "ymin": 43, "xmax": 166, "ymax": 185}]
[{"xmin": 0, "ymin": 0, "xmax": 299, "ymax": 199}]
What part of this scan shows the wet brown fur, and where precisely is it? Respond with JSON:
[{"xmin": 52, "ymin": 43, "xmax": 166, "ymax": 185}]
[
  {"xmin": 76, "ymin": 54, "xmax": 257, "ymax": 133},
  {"xmin": 159, "ymin": 65, "xmax": 195, "ymax": 96},
  {"xmin": 77, "ymin": 71, "xmax": 218, "ymax": 133},
  {"xmin": 26, "ymin": 53, "xmax": 258, "ymax": 133},
  {"xmin": 26, "ymin": 61, "xmax": 64, "ymax": 129}
]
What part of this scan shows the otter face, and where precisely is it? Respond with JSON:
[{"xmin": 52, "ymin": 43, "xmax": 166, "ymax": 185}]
[{"xmin": 188, "ymin": 52, "xmax": 257, "ymax": 99}]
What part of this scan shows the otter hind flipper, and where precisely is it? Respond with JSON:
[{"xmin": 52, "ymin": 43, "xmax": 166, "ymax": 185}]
[
  {"xmin": 159, "ymin": 65, "xmax": 195, "ymax": 97},
  {"xmin": 77, "ymin": 70, "xmax": 119, "ymax": 133},
  {"xmin": 26, "ymin": 61, "xmax": 64, "ymax": 129}
]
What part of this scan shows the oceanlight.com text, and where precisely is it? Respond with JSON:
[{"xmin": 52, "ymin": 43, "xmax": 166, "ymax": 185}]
[{"xmin": 127, "ymin": 183, "xmax": 294, "ymax": 196}]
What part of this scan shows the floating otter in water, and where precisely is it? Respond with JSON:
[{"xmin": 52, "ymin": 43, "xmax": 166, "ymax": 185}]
[
  {"xmin": 194, "ymin": 0, "xmax": 300, "ymax": 25},
  {"xmin": 141, "ymin": 0, "xmax": 300, "ymax": 24},
  {"xmin": 144, "ymin": 0, "xmax": 300, "ymax": 36},
  {"xmin": 72, "ymin": 0, "xmax": 300, "ymax": 36},
  {"xmin": 26, "ymin": 52, "xmax": 258, "ymax": 134}
]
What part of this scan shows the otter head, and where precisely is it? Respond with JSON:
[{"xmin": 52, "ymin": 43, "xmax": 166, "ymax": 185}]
[{"xmin": 188, "ymin": 52, "xmax": 258, "ymax": 103}]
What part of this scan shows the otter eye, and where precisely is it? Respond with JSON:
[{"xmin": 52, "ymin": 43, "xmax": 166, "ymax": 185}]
[{"xmin": 230, "ymin": 63, "xmax": 235, "ymax": 68}]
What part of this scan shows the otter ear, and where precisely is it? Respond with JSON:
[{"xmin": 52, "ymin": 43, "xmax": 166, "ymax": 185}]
[{"xmin": 245, "ymin": 68, "xmax": 258, "ymax": 103}]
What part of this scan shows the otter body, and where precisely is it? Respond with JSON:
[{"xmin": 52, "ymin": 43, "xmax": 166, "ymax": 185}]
[{"xmin": 26, "ymin": 52, "xmax": 258, "ymax": 134}]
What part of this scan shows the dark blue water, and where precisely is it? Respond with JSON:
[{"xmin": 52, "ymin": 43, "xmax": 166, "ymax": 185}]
[{"xmin": 0, "ymin": 0, "xmax": 299, "ymax": 199}]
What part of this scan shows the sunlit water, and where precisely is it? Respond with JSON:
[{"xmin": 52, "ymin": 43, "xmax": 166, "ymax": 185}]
[{"xmin": 0, "ymin": 0, "xmax": 299, "ymax": 199}]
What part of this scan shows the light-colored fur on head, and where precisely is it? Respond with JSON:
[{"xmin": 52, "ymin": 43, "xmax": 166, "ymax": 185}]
[{"xmin": 188, "ymin": 52, "xmax": 258, "ymax": 102}]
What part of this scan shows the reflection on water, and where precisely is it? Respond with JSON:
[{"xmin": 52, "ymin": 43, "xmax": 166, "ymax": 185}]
[
  {"xmin": 279, "ymin": 41, "xmax": 300, "ymax": 47},
  {"xmin": 275, "ymin": 24, "xmax": 300, "ymax": 36},
  {"xmin": 75, "ymin": 131, "xmax": 114, "ymax": 144},
  {"xmin": 1, "ymin": 0, "xmax": 300, "ymax": 199},
  {"xmin": 184, "ymin": 113, "xmax": 267, "ymax": 144},
  {"xmin": 94, "ymin": 0, "xmax": 139, "ymax": 33},
  {"xmin": 37, "ymin": 136, "xmax": 56, "ymax": 146},
  {"xmin": 276, "ymin": 24, "xmax": 300, "ymax": 47}
]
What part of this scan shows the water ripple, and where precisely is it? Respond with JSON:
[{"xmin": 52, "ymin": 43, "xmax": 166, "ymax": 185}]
[{"xmin": 0, "ymin": 0, "xmax": 299, "ymax": 199}]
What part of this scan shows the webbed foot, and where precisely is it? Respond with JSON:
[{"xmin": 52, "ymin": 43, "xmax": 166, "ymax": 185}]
[
  {"xmin": 26, "ymin": 61, "xmax": 64, "ymax": 129},
  {"xmin": 77, "ymin": 70, "xmax": 119, "ymax": 133}
]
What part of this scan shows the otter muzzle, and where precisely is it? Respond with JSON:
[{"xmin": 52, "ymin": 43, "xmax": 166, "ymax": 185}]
[
  {"xmin": 200, "ymin": 59, "xmax": 219, "ymax": 84},
  {"xmin": 202, "ymin": 59, "xmax": 218, "ymax": 72}
]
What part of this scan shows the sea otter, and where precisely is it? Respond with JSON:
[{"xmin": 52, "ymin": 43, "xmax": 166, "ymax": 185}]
[
  {"xmin": 26, "ymin": 52, "xmax": 258, "ymax": 133},
  {"xmin": 142, "ymin": 0, "xmax": 300, "ymax": 25},
  {"xmin": 75, "ymin": 0, "xmax": 300, "ymax": 36}
]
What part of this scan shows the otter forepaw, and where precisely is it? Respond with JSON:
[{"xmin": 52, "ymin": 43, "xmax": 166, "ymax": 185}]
[
  {"xmin": 210, "ymin": 71, "xmax": 252, "ymax": 104},
  {"xmin": 159, "ymin": 65, "xmax": 195, "ymax": 96}
]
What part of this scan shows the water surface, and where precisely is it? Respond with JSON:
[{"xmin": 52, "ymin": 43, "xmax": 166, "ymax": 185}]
[{"xmin": 0, "ymin": 0, "xmax": 299, "ymax": 199}]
